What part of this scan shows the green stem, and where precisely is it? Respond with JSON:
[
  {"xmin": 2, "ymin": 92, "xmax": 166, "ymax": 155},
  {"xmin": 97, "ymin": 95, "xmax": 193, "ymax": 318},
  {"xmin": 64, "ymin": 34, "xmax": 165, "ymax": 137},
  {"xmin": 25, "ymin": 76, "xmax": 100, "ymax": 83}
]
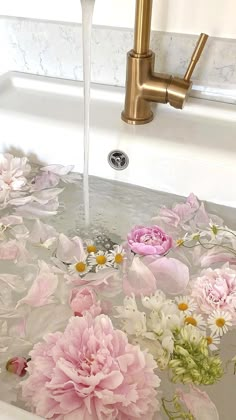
[{"xmin": 218, "ymin": 228, "xmax": 236, "ymax": 239}]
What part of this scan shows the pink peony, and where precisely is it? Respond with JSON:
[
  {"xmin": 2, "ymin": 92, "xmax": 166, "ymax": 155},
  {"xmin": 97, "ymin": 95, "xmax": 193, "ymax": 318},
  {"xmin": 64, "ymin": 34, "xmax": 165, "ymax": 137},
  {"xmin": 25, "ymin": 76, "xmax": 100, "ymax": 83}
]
[
  {"xmin": 0, "ymin": 153, "xmax": 31, "ymax": 192},
  {"xmin": 21, "ymin": 315, "xmax": 160, "ymax": 420},
  {"xmin": 127, "ymin": 225, "xmax": 173, "ymax": 256},
  {"xmin": 191, "ymin": 265, "xmax": 236, "ymax": 318},
  {"xmin": 177, "ymin": 385, "xmax": 219, "ymax": 420},
  {"xmin": 69, "ymin": 287, "xmax": 102, "ymax": 317}
]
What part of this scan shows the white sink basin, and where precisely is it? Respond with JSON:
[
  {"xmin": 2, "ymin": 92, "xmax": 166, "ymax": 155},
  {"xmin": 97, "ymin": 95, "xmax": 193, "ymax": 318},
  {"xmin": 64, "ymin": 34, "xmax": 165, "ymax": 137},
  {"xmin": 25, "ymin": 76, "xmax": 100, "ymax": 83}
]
[
  {"xmin": 0, "ymin": 71, "xmax": 235, "ymax": 208},
  {"xmin": 0, "ymin": 400, "xmax": 43, "ymax": 419}
]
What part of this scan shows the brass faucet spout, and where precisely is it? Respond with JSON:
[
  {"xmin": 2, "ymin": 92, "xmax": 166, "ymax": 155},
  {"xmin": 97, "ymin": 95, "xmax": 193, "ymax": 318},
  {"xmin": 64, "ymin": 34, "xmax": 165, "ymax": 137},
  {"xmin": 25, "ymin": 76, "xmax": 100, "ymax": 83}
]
[{"xmin": 133, "ymin": 0, "xmax": 153, "ymax": 56}]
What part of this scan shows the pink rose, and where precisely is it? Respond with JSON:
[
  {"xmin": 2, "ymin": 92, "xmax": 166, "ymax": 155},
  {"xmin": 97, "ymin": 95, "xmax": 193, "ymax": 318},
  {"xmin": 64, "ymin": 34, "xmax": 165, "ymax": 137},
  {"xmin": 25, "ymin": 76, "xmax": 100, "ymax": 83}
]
[
  {"xmin": 69, "ymin": 287, "xmax": 102, "ymax": 317},
  {"xmin": 6, "ymin": 357, "xmax": 28, "ymax": 377},
  {"xmin": 191, "ymin": 265, "xmax": 236, "ymax": 318},
  {"xmin": 127, "ymin": 225, "xmax": 173, "ymax": 256}
]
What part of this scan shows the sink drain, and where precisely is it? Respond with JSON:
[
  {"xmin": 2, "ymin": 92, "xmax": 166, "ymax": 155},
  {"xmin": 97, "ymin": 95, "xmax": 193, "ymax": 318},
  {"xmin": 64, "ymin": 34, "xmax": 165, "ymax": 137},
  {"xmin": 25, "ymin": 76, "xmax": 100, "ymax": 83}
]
[{"xmin": 108, "ymin": 150, "xmax": 129, "ymax": 171}]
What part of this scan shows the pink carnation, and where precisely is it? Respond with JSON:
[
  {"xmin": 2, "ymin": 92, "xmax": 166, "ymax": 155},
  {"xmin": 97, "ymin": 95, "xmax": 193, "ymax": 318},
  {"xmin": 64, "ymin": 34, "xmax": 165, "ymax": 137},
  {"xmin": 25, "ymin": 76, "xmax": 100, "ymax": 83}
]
[
  {"xmin": 21, "ymin": 315, "xmax": 160, "ymax": 420},
  {"xmin": 191, "ymin": 265, "xmax": 236, "ymax": 318},
  {"xmin": 127, "ymin": 225, "xmax": 173, "ymax": 256},
  {"xmin": 69, "ymin": 287, "xmax": 102, "ymax": 317}
]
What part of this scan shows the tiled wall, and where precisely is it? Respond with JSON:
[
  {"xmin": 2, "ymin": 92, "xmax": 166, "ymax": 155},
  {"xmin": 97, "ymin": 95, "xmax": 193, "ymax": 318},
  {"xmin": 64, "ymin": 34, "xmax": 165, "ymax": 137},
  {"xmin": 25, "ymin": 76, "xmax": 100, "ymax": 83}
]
[{"xmin": 1, "ymin": 16, "xmax": 236, "ymax": 102}]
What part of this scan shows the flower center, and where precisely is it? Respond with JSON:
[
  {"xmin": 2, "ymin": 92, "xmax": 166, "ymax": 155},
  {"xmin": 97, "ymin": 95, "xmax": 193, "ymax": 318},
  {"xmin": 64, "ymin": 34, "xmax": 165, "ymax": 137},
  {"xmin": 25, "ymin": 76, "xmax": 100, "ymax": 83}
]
[
  {"xmin": 206, "ymin": 336, "xmax": 213, "ymax": 345},
  {"xmin": 75, "ymin": 262, "xmax": 87, "ymax": 273},
  {"xmin": 184, "ymin": 316, "xmax": 197, "ymax": 327},
  {"xmin": 87, "ymin": 245, "xmax": 97, "ymax": 253},
  {"xmin": 115, "ymin": 253, "xmax": 123, "ymax": 264},
  {"xmin": 176, "ymin": 239, "xmax": 184, "ymax": 247},
  {"xmin": 96, "ymin": 255, "xmax": 107, "ymax": 265},
  {"xmin": 215, "ymin": 318, "xmax": 225, "ymax": 328},
  {"xmin": 178, "ymin": 302, "xmax": 188, "ymax": 311}
]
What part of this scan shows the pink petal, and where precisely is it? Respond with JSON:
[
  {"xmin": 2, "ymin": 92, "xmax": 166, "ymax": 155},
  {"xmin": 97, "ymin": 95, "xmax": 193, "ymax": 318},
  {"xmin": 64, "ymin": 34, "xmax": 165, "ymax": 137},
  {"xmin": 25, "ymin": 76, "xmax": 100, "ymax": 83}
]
[
  {"xmin": 177, "ymin": 385, "xmax": 219, "ymax": 420},
  {"xmin": 123, "ymin": 256, "xmax": 157, "ymax": 296},
  {"xmin": 56, "ymin": 234, "xmax": 86, "ymax": 264},
  {"xmin": 17, "ymin": 262, "xmax": 58, "ymax": 307},
  {"xmin": 144, "ymin": 256, "xmax": 189, "ymax": 295}
]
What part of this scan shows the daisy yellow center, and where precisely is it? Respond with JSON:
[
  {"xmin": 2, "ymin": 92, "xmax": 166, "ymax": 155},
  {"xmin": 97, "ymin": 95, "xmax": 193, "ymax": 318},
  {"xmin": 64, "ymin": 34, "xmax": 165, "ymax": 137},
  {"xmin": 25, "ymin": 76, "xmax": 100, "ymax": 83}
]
[
  {"xmin": 215, "ymin": 318, "xmax": 225, "ymax": 328},
  {"xmin": 115, "ymin": 254, "xmax": 124, "ymax": 264},
  {"xmin": 206, "ymin": 336, "xmax": 213, "ymax": 345},
  {"xmin": 87, "ymin": 245, "xmax": 97, "ymax": 253},
  {"xmin": 178, "ymin": 302, "xmax": 188, "ymax": 311},
  {"xmin": 75, "ymin": 262, "xmax": 87, "ymax": 273},
  {"xmin": 96, "ymin": 255, "xmax": 107, "ymax": 265},
  {"xmin": 176, "ymin": 239, "xmax": 184, "ymax": 247},
  {"xmin": 184, "ymin": 316, "xmax": 197, "ymax": 327}
]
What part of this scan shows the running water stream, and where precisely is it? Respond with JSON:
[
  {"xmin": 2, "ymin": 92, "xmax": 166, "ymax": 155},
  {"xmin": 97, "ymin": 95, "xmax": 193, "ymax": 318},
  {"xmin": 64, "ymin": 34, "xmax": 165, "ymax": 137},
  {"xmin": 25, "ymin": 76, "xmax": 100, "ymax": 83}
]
[{"xmin": 80, "ymin": 0, "xmax": 96, "ymax": 226}]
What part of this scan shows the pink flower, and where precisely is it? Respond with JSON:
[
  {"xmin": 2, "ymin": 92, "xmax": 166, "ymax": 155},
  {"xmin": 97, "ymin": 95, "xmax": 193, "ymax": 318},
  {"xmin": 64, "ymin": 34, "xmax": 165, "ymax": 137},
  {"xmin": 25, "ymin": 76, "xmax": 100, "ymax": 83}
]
[
  {"xmin": 123, "ymin": 255, "xmax": 189, "ymax": 296},
  {"xmin": 191, "ymin": 265, "xmax": 236, "ymax": 318},
  {"xmin": 6, "ymin": 357, "xmax": 28, "ymax": 377},
  {"xmin": 0, "ymin": 153, "xmax": 31, "ymax": 192},
  {"xmin": 177, "ymin": 385, "xmax": 219, "ymax": 420},
  {"xmin": 127, "ymin": 225, "xmax": 173, "ymax": 256},
  {"xmin": 21, "ymin": 315, "xmax": 160, "ymax": 420},
  {"xmin": 69, "ymin": 287, "xmax": 102, "ymax": 317}
]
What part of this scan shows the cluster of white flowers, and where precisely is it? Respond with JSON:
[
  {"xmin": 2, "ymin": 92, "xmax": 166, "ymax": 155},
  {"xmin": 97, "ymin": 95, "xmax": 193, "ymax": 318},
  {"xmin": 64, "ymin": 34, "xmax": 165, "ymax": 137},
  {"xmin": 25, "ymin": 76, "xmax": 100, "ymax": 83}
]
[{"xmin": 116, "ymin": 289, "xmax": 233, "ymax": 369}]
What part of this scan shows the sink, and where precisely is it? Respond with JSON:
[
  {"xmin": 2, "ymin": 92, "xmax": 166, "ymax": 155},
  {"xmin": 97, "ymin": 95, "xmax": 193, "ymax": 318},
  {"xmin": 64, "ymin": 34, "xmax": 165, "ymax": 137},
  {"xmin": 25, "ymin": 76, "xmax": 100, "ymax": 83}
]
[
  {"xmin": 0, "ymin": 71, "xmax": 235, "ymax": 208},
  {"xmin": 0, "ymin": 400, "xmax": 43, "ymax": 419}
]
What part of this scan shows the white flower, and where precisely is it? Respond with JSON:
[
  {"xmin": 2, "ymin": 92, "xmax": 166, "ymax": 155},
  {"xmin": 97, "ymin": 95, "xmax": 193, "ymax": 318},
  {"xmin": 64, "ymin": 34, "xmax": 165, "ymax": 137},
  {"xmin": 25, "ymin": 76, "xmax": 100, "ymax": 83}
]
[
  {"xmin": 141, "ymin": 290, "xmax": 167, "ymax": 312},
  {"xmin": 109, "ymin": 245, "xmax": 125, "ymax": 268},
  {"xmin": 207, "ymin": 310, "xmax": 232, "ymax": 336},
  {"xmin": 175, "ymin": 295, "xmax": 197, "ymax": 315},
  {"xmin": 88, "ymin": 251, "xmax": 112, "ymax": 272},
  {"xmin": 184, "ymin": 313, "xmax": 206, "ymax": 331},
  {"xmin": 85, "ymin": 240, "xmax": 97, "ymax": 254},
  {"xmin": 116, "ymin": 295, "xmax": 147, "ymax": 336},
  {"xmin": 204, "ymin": 333, "xmax": 220, "ymax": 351},
  {"xmin": 68, "ymin": 258, "xmax": 90, "ymax": 276},
  {"xmin": 180, "ymin": 325, "xmax": 203, "ymax": 346}
]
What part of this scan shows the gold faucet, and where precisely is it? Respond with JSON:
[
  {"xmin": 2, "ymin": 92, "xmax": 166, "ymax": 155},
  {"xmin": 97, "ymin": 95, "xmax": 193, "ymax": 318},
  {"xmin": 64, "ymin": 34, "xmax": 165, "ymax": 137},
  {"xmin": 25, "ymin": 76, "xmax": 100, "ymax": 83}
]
[{"xmin": 121, "ymin": 0, "xmax": 209, "ymax": 125}]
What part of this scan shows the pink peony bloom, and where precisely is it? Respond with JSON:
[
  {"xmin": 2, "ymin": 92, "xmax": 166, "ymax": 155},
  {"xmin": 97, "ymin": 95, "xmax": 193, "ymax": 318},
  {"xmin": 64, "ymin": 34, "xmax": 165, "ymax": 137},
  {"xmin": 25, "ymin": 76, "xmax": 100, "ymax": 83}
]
[
  {"xmin": 69, "ymin": 287, "xmax": 102, "ymax": 317},
  {"xmin": 127, "ymin": 225, "xmax": 173, "ymax": 256},
  {"xmin": 0, "ymin": 153, "xmax": 31, "ymax": 192},
  {"xmin": 6, "ymin": 357, "xmax": 28, "ymax": 377},
  {"xmin": 21, "ymin": 315, "xmax": 160, "ymax": 420},
  {"xmin": 177, "ymin": 385, "xmax": 219, "ymax": 420},
  {"xmin": 191, "ymin": 265, "xmax": 236, "ymax": 318}
]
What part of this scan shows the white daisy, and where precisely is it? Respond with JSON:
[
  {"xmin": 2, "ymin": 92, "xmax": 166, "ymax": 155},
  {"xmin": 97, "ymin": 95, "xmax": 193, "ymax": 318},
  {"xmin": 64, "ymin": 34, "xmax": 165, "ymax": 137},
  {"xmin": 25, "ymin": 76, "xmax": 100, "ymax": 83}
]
[
  {"xmin": 68, "ymin": 258, "xmax": 90, "ymax": 276},
  {"xmin": 85, "ymin": 240, "xmax": 97, "ymax": 254},
  {"xmin": 88, "ymin": 250, "xmax": 112, "ymax": 272},
  {"xmin": 207, "ymin": 310, "xmax": 232, "ymax": 336},
  {"xmin": 204, "ymin": 333, "xmax": 221, "ymax": 351},
  {"xmin": 184, "ymin": 313, "xmax": 206, "ymax": 331},
  {"xmin": 175, "ymin": 295, "xmax": 197, "ymax": 315},
  {"xmin": 109, "ymin": 245, "xmax": 126, "ymax": 268}
]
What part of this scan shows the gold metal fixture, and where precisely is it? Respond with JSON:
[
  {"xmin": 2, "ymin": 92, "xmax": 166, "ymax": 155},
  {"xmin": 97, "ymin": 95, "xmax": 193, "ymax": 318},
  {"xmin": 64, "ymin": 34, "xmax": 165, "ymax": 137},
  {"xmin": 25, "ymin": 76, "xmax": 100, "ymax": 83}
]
[{"xmin": 121, "ymin": 0, "xmax": 209, "ymax": 125}]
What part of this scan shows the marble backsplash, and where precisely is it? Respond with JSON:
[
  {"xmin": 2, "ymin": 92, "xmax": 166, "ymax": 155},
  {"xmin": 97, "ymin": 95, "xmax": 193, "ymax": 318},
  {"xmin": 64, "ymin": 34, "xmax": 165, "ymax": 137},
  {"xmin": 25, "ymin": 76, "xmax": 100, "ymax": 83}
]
[{"xmin": 0, "ymin": 16, "xmax": 236, "ymax": 103}]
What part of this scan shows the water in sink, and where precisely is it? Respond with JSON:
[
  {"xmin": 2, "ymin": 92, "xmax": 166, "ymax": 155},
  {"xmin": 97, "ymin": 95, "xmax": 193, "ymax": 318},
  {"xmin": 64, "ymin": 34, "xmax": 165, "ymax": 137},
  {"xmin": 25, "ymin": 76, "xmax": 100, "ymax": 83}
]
[{"xmin": 0, "ymin": 157, "xmax": 236, "ymax": 420}]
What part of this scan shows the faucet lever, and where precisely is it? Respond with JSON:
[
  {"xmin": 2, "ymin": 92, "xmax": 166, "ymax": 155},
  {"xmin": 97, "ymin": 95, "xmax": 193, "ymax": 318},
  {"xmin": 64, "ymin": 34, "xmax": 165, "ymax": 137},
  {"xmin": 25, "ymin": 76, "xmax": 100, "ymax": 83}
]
[{"xmin": 184, "ymin": 33, "xmax": 209, "ymax": 81}]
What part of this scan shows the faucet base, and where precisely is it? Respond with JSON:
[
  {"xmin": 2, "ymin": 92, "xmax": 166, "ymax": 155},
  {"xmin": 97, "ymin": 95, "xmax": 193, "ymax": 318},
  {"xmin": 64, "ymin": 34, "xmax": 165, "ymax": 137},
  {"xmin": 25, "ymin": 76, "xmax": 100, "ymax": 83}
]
[{"xmin": 121, "ymin": 110, "xmax": 153, "ymax": 125}]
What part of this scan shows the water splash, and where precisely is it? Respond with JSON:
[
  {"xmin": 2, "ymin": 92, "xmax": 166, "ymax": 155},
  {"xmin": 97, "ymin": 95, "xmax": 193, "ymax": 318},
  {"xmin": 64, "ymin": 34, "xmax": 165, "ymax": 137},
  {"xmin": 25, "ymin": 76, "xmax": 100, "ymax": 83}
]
[{"xmin": 80, "ymin": 0, "xmax": 95, "ymax": 226}]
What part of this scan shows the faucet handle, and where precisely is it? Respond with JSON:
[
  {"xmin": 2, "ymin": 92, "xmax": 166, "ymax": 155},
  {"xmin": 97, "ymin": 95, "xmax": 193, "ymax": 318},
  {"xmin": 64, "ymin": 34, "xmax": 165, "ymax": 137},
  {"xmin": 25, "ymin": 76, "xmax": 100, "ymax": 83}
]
[
  {"xmin": 184, "ymin": 33, "xmax": 209, "ymax": 81},
  {"xmin": 167, "ymin": 33, "xmax": 209, "ymax": 109}
]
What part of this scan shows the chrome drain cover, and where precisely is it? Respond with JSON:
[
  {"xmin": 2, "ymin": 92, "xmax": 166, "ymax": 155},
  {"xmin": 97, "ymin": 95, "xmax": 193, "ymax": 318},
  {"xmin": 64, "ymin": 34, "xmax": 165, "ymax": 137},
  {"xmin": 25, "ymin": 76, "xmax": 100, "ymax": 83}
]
[{"xmin": 108, "ymin": 150, "xmax": 129, "ymax": 171}]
